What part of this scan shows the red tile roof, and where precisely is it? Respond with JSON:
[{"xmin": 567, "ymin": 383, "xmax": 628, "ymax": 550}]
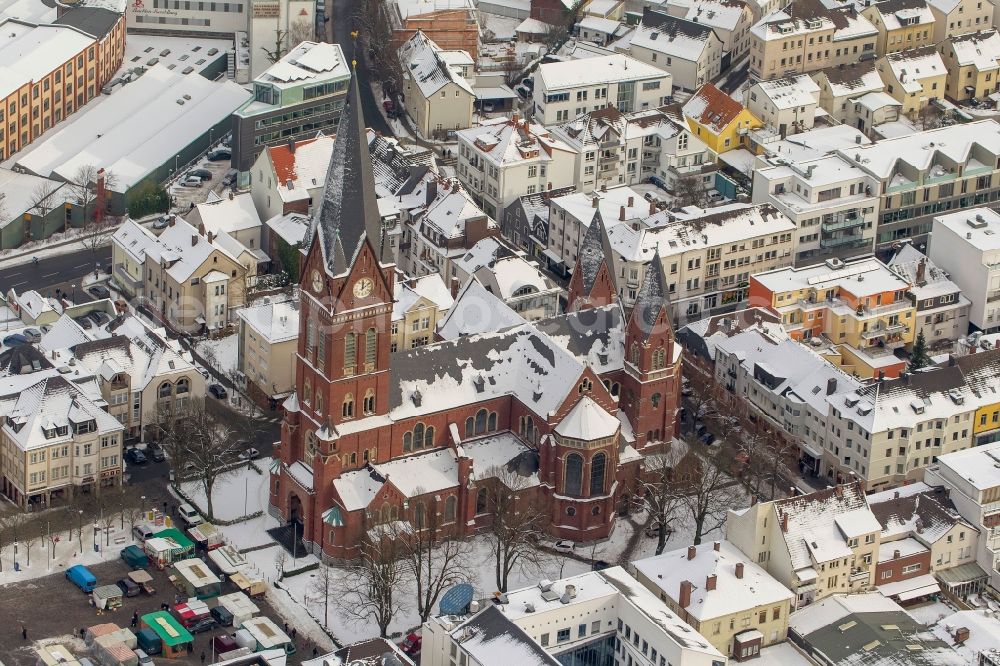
[
  {"xmin": 267, "ymin": 136, "xmax": 323, "ymax": 184},
  {"xmin": 684, "ymin": 83, "xmax": 746, "ymax": 133}
]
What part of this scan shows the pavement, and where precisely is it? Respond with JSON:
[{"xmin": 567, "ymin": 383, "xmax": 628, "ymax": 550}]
[
  {"xmin": 325, "ymin": 0, "xmax": 392, "ymax": 136},
  {"xmin": 0, "ymin": 246, "xmax": 111, "ymax": 301}
]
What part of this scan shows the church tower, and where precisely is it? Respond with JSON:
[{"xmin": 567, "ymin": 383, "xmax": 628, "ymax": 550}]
[
  {"xmin": 566, "ymin": 210, "xmax": 617, "ymax": 311},
  {"xmin": 619, "ymin": 252, "xmax": 681, "ymax": 449},
  {"xmin": 271, "ymin": 64, "xmax": 395, "ymax": 552}
]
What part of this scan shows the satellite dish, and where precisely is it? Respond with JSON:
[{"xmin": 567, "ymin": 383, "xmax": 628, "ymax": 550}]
[{"xmin": 439, "ymin": 583, "xmax": 475, "ymax": 615}]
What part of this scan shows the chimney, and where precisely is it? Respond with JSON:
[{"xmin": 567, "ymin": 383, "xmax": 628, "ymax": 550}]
[
  {"xmin": 678, "ymin": 581, "xmax": 693, "ymax": 608},
  {"xmin": 893, "ymin": 491, "xmax": 900, "ymax": 499},
  {"xmin": 619, "ymin": 206, "xmax": 626, "ymax": 221},
  {"xmin": 452, "ymin": 181, "xmax": 460, "ymax": 193},
  {"xmin": 601, "ymin": 184, "xmax": 607, "ymax": 192},
  {"xmin": 687, "ymin": 545, "xmax": 697, "ymax": 560},
  {"xmin": 168, "ymin": 214, "xmax": 175, "ymax": 227},
  {"xmin": 916, "ymin": 257, "xmax": 927, "ymax": 284},
  {"xmin": 713, "ymin": 541, "xmax": 721, "ymax": 552},
  {"xmin": 191, "ymin": 234, "xmax": 198, "ymax": 247},
  {"xmin": 207, "ymin": 231, "xmax": 214, "ymax": 244},
  {"xmin": 781, "ymin": 513, "xmax": 789, "ymax": 532},
  {"xmin": 426, "ymin": 179, "xmax": 438, "ymax": 207},
  {"xmin": 627, "ymin": 196, "xmax": 634, "ymax": 207},
  {"xmin": 198, "ymin": 222, "xmax": 206, "ymax": 236},
  {"xmin": 649, "ymin": 202, "xmax": 656, "ymax": 215},
  {"xmin": 592, "ymin": 196, "xmax": 599, "ymax": 208},
  {"xmin": 288, "ymin": 139, "xmax": 296, "ymax": 154},
  {"xmin": 826, "ymin": 377, "xmax": 838, "ymax": 395},
  {"xmin": 450, "ymin": 277, "xmax": 460, "ymax": 299},
  {"xmin": 512, "ymin": 113, "xmax": 519, "ymax": 124},
  {"xmin": 735, "ymin": 563, "xmax": 744, "ymax": 579},
  {"xmin": 835, "ymin": 484, "xmax": 844, "ymax": 498},
  {"xmin": 750, "ymin": 495, "xmax": 758, "ymax": 506},
  {"xmin": 705, "ymin": 574, "xmax": 717, "ymax": 591},
  {"xmin": 954, "ymin": 627, "xmax": 970, "ymax": 644},
  {"xmin": 893, "ymin": 549, "xmax": 901, "ymax": 559},
  {"xmin": 228, "ymin": 191, "xmax": 234, "ymax": 201}
]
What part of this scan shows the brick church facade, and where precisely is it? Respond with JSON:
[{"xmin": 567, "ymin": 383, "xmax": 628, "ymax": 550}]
[{"xmin": 269, "ymin": 70, "xmax": 682, "ymax": 561}]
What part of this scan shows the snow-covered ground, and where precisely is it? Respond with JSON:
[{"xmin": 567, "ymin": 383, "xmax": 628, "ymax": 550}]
[
  {"xmin": 906, "ymin": 599, "xmax": 957, "ymax": 625},
  {"xmin": 195, "ymin": 333, "xmax": 239, "ymax": 375},
  {"xmin": 179, "ymin": 457, "xmax": 272, "ymax": 523},
  {"xmin": 758, "ymin": 642, "xmax": 811, "ymax": 665},
  {"xmin": 0, "ymin": 520, "xmax": 134, "ymax": 586}
]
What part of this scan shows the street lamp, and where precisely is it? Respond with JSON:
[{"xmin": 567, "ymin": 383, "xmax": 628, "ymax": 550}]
[
  {"xmin": 93, "ymin": 523, "xmax": 99, "ymax": 552},
  {"xmin": 175, "ymin": 154, "xmax": 180, "ymax": 174},
  {"xmin": 77, "ymin": 510, "xmax": 83, "ymax": 553},
  {"xmin": 71, "ymin": 284, "xmax": 76, "ymax": 302},
  {"xmin": 141, "ymin": 495, "xmax": 146, "ymax": 517}
]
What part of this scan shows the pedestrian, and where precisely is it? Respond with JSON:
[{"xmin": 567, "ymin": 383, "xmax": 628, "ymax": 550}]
[
  {"xmin": 291, "ymin": 628, "xmax": 297, "ymax": 641},
  {"xmin": 200, "ymin": 651, "xmax": 206, "ymax": 665},
  {"xmin": 283, "ymin": 622, "xmax": 288, "ymax": 633},
  {"xmin": 21, "ymin": 625, "xmax": 27, "ymax": 641},
  {"xmin": 312, "ymin": 647, "xmax": 318, "ymax": 658}
]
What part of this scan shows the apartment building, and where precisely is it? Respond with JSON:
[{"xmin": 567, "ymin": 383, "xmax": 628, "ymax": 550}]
[
  {"xmin": 751, "ymin": 153, "xmax": 879, "ymax": 263},
  {"xmin": 682, "ymin": 83, "xmax": 762, "ymax": 154},
  {"xmin": 847, "ymin": 91, "xmax": 902, "ymax": 135},
  {"xmin": 617, "ymin": 9, "xmax": 725, "ymax": 92},
  {"xmin": 887, "ymin": 244, "xmax": 970, "ymax": 347},
  {"xmin": 390, "ymin": 274, "xmax": 452, "ymax": 352},
  {"xmin": 605, "ymin": 202, "xmax": 796, "ymax": 318},
  {"xmin": 397, "ymin": 31, "xmax": 475, "ymax": 139},
  {"xmin": 938, "ymin": 30, "xmax": 1000, "ymax": 102},
  {"xmin": 835, "ymin": 120, "xmax": 1000, "ymax": 255},
  {"xmin": 452, "ymin": 240, "xmax": 562, "ymax": 321},
  {"xmin": 746, "ymin": 75, "xmax": 820, "ymax": 137},
  {"xmin": 926, "ymin": 0, "xmax": 992, "ymax": 41},
  {"xmin": 654, "ymin": 0, "xmax": 755, "ymax": 62},
  {"xmin": 875, "ymin": 46, "xmax": 946, "ymax": 116},
  {"xmin": 633, "ymin": 541, "xmax": 794, "ymax": 659},
  {"xmin": 533, "ymin": 54, "xmax": 672, "ymax": 125},
  {"xmin": 456, "ymin": 115, "xmax": 578, "ymax": 218},
  {"xmin": 924, "ymin": 441, "xmax": 1000, "ymax": 592},
  {"xmin": 726, "ymin": 482, "xmax": 881, "ymax": 607},
  {"xmin": 0, "ymin": 371, "xmax": 124, "ymax": 508},
  {"xmin": 748, "ymin": 0, "xmax": 878, "ymax": 80},
  {"xmin": 385, "ymin": 0, "xmax": 479, "ymax": 59},
  {"xmin": 812, "ymin": 61, "xmax": 886, "ymax": 123},
  {"xmin": 421, "ymin": 568, "xmax": 728, "ymax": 666},
  {"xmin": 237, "ymin": 297, "xmax": 298, "ymax": 408},
  {"xmin": 230, "ymin": 41, "xmax": 350, "ymax": 173},
  {"xmin": 929, "ymin": 207, "xmax": 1000, "ymax": 333},
  {"xmin": 0, "ymin": 5, "xmax": 126, "ymax": 162},
  {"xmin": 501, "ymin": 186, "xmax": 577, "ymax": 264},
  {"xmin": 860, "ymin": 0, "xmax": 935, "ymax": 55},
  {"xmin": 749, "ymin": 257, "xmax": 916, "ymax": 379}
]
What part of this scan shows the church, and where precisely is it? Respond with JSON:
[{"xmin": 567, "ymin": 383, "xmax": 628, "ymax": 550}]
[{"xmin": 268, "ymin": 69, "xmax": 683, "ymax": 560}]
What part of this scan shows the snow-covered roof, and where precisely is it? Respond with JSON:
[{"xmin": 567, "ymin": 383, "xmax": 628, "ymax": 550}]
[
  {"xmin": 253, "ymin": 41, "xmax": 349, "ymax": 91},
  {"xmin": 448, "ymin": 606, "xmax": 561, "ymax": 666},
  {"xmin": 267, "ymin": 135, "xmax": 334, "ymax": 204},
  {"xmin": 660, "ymin": 0, "xmax": 751, "ymax": 33},
  {"xmin": 189, "ymin": 192, "xmax": 261, "ymax": 236},
  {"xmin": 683, "ymin": 83, "xmax": 751, "ymax": 133},
  {"xmin": 579, "ymin": 15, "xmax": 620, "ymax": 34},
  {"xmin": 932, "ymin": 440, "xmax": 1000, "ymax": 491},
  {"xmin": 0, "ymin": 18, "xmax": 95, "ymax": 101},
  {"xmin": 333, "ymin": 448, "xmax": 458, "ymax": 511},
  {"xmin": 457, "ymin": 117, "xmax": 576, "ymax": 166},
  {"xmin": 931, "ymin": 610, "xmax": 1000, "ymax": 662},
  {"xmin": 0, "ymin": 170, "xmax": 67, "ymax": 226},
  {"xmin": 817, "ymin": 61, "xmax": 884, "ymax": 98},
  {"xmin": 868, "ymin": 0, "xmax": 934, "ymax": 30},
  {"xmin": 537, "ymin": 53, "xmax": 668, "ymax": 91},
  {"xmin": 883, "ymin": 46, "xmax": 945, "ymax": 92},
  {"xmin": 436, "ymin": 278, "xmax": 525, "ymax": 340},
  {"xmin": 238, "ymin": 299, "xmax": 299, "ymax": 345},
  {"xmin": 390, "ymin": 0, "xmax": 474, "ymax": 20},
  {"xmin": 633, "ymin": 541, "xmax": 793, "ymax": 621},
  {"xmin": 788, "ymin": 592, "xmax": 903, "ymax": 636},
  {"xmin": 128, "ymin": 216, "xmax": 243, "ymax": 283},
  {"xmin": 773, "ymin": 482, "xmax": 875, "ymax": 570},
  {"xmin": 753, "ymin": 256, "xmax": 907, "ymax": 298},
  {"xmin": 751, "ymin": 0, "xmax": 877, "ymax": 42},
  {"xmin": 472, "ymin": 254, "xmax": 556, "ymax": 301},
  {"xmin": 876, "ymin": 536, "xmax": 926, "ymax": 562},
  {"xmin": 888, "ymin": 244, "xmax": 964, "ymax": 303},
  {"xmin": 554, "ymin": 396, "xmax": 619, "ymax": 440},
  {"xmin": 392, "ymin": 274, "xmax": 453, "ymax": 321},
  {"xmin": 514, "ymin": 16, "xmax": 549, "ymax": 34},
  {"xmin": 39, "ymin": 314, "xmax": 91, "ymax": 354},
  {"xmin": 416, "ymin": 184, "xmax": 489, "ymax": 238},
  {"xmin": 933, "ymin": 206, "xmax": 1000, "ymax": 251},
  {"xmin": 112, "ymin": 218, "xmax": 161, "ymax": 266},
  {"xmin": 462, "ymin": 432, "xmax": 539, "ymax": 486},
  {"xmin": 264, "ymin": 212, "xmax": 310, "ymax": 247},
  {"xmin": 946, "ymin": 29, "xmax": 1000, "ymax": 70},
  {"xmin": 850, "ymin": 90, "xmax": 901, "ymax": 112},
  {"xmin": 0, "ymin": 0, "xmax": 56, "ymax": 23},
  {"xmin": 752, "ymin": 75, "xmax": 820, "ymax": 110},
  {"xmin": 15, "ymin": 66, "xmax": 251, "ymax": 191},
  {"xmin": 628, "ymin": 11, "xmax": 719, "ymax": 61},
  {"xmin": 397, "ymin": 31, "xmax": 475, "ymax": 98}
]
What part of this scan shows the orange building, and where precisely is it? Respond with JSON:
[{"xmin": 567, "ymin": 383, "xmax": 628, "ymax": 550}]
[{"xmin": 386, "ymin": 0, "xmax": 479, "ymax": 59}]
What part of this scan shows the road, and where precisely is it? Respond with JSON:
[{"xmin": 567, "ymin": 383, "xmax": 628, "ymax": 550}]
[
  {"xmin": 0, "ymin": 246, "xmax": 111, "ymax": 302},
  {"xmin": 325, "ymin": 0, "xmax": 392, "ymax": 136}
]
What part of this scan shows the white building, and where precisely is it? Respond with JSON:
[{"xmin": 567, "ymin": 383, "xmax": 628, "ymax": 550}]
[
  {"xmin": 653, "ymin": 0, "xmax": 755, "ymax": 61},
  {"xmin": 127, "ymin": 0, "xmax": 249, "ymax": 38},
  {"xmin": 746, "ymin": 75, "xmax": 820, "ymax": 137},
  {"xmin": 887, "ymin": 244, "xmax": 970, "ymax": 347},
  {"xmin": 533, "ymin": 54, "xmax": 672, "ymax": 125},
  {"xmin": 248, "ymin": 0, "xmax": 318, "ymax": 79},
  {"xmin": 616, "ymin": 9, "xmax": 725, "ymax": 92},
  {"xmin": 452, "ymin": 239, "xmax": 563, "ymax": 320},
  {"xmin": 397, "ymin": 31, "xmax": 475, "ymax": 138},
  {"xmin": 187, "ymin": 191, "xmax": 263, "ymax": 254},
  {"xmin": 812, "ymin": 62, "xmax": 886, "ymax": 124},
  {"xmin": 928, "ymin": 207, "xmax": 1000, "ymax": 333}
]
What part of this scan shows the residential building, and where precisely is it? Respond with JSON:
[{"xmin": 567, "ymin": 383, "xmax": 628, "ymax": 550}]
[
  {"xmin": 578, "ymin": 15, "xmax": 622, "ymax": 46},
  {"xmin": 868, "ymin": 482, "xmax": 985, "ymax": 599},
  {"xmin": 390, "ymin": 274, "xmax": 453, "ymax": 352},
  {"xmin": 0, "ymin": 371, "xmax": 124, "ymax": 508},
  {"xmin": 751, "ymin": 153, "xmax": 879, "ymax": 263},
  {"xmin": 270, "ymin": 71, "xmax": 683, "ymax": 558},
  {"xmin": 633, "ymin": 541, "xmax": 794, "ymax": 659},
  {"xmin": 250, "ymin": 135, "xmax": 335, "ymax": 220},
  {"xmin": 397, "ymin": 31, "xmax": 475, "ymax": 139},
  {"xmin": 860, "ymin": 0, "xmax": 935, "ymax": 55},
  {"xmin": 749, "ymin": 257, "xmax": 917, "ymax": 379},
  {"xmin": 887, "ymin": 244, "xmax": 970, "ymax": 347},
  {"xmin": 501, "ymin": 186, "xmax": 577, "ymax": 264},
  {"xmin": 836, "ymin": 121, "xmax": 1000, "ymax": 255},
  {"xmin": 230, "ymin": 41, "xmax": 350, "ymax": 173},
  {"xmin": 421, "ymin": 567, "xmax": 728, "ymax": 666},
  {"xmin": 927, "ymin": 0, "xmax": 992, "ymax": 41},
  {"xmin": 925, "ymin": 441, "xmax": 1000, "ymax": 593},
  {"xmin": 655, "ymin": 0, "xmax": 755, "ymax": 62},
  {"xmin": 726, "ymin": 482, "xmax": 881, "ymax": 607},
  {"xmin": 0, "ymin": 5, "xmax": 126, "ymax": 161},
  {"xmin": 746, "ymin": 75, "xmax": 820, "ymax": 137},
  {"xmin": 186, "ymin": 191, "xmax": 264, "ymax": 255},
  {"xmin": 384, "ymin": 0, "xmax": 479, "ymax": 59},
  {"xmin": 787, "ymin": 593, "xmax": 965, "ymax": 665},
  {"xmin": 845, "ymin": 91, "xmax": 902, "ymax": 136},
  {"xmin": 812, "ymin": 61, "xmax": 886, "ymax": 123},
  {"xmin": 875, "ymin": 46, "xmax": 946, "ymax": 116},
  {"xmin": 237, "ymin": 297, "xmax": 299, "ymax": 408},
  {"xmin": 451, "ymin": 240, "xmax": 563, "ymax": 320},
  {"xmin": 938, "ymin": 29, "xmax": 1000, "ymax": 102},
  {"xmin": 748, "ymin": 0, "xmax": 878, "ymax": 80},
  {"xmin": 616, "ymin": 9, "xmax": 725, "ymax": 92},
  {"xmin": 533, "ymin": 54, "xmax": 672, "ymax": 125},
  {"xmin": 682, "ymin": 83, "xmax": 762, "ymax": 154},
  {"xmin": 928, "ymin": 207, "xmax": 1000, "ymax": 333},
  {"xmin": 456, "ymin": 115, "xmax": 578, "ymax": 218}
]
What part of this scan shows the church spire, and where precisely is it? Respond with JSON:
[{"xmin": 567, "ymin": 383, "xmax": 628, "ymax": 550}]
[
  {"xmin": 307, "ymin": 61, "xmax": 384, "ymax": 275},
  {"xmin": 629, "ymin": 249, "xmax": 672, "ymax": 341},
  {"xmin": 566, "ymin": 209, "xmax": 617, "ymax": 311}
]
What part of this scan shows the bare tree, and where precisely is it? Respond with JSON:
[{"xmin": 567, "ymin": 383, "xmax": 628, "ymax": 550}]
[
  {"xmin": 638, "ymin": 446, "xmax": 688, "ymax": 556},
  {"xmin": 274, "ymin": 548, "xmax": 288, "ymax": 580},
  {"xmin": 731, "ymin": 428, "xmax": 794, "ymax": 502},
  {"xmin": 261, "ymin": 29, "xmax": 289, "ymax": 65},
  {"xmin": 308, "ymin": 563, "xmax": 335, "ymax": 628},
  {"xmin": 29, "ymin": 181, "xmax": 60, "ymax": 218},
  {"xmin": 288, "ymin": 18, "xmax": 314, "ymax": 45},
  {"xmin": 673, "ymin": 173, "xmax": 709, "ymax": 210},
  {"xmin": 482, "ymin": 466, "xmax": 549, "ymax": 592},
  {"xmin": 21, "ymin": 519, "xmax": 43, "ymax": 567},
  {"xmin": 154, "ymin": 398, "xmax": 242, "ymax": 520},
  {"xmin": 908, "ymin": 103, "xmax": 944, "ymax": 131},
  {"xmin": 334, "ymin": 531, "xmax": 407, "ymax": 637},
  {"xmin": 678, "ymin": 444, "xmax": 746, "ymax": 545},
  {"xmin": 99, "ymin": 507, "xmax": 117, "ymax": 547},
  {"xmin": 355, "ymin": 0, "xmax": 403, "ymax": 94},
  {"xmin": 403, "ymin": 497, "xmax": 473, "ymax": 622}
]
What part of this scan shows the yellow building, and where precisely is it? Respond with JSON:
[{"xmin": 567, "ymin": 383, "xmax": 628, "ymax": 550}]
[
  {"xmin": 876, "ymin": 46, "xmax": 947, "ymax": 116},
  {"xmin": 390, "ymin": 274, "xmax": 453, "ymax": 352},
  {"xmin": 938, "ymin": 30, "xmax": 1000, "ymax": 102},
  {"xmin": 633, "ymin": 541, "xmax": 795, "ymax": 659},
  {"xmin": 861, "ymin": 0, "xmax": 935, "ymax": 55},
  {"xmin": 681, "ymin": 83, "xmax": 761, "ymax": 153},
  {"xmin": 237, "ymin": 298, "xmax": 298, "ymax": 407}
]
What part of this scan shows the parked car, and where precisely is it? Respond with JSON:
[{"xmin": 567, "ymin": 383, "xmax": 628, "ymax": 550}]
[
  {"xmin": 238, "ymin": 447, "xmax": 260, "ymax": 461},
  {"xmin": 124, "ymin": 448, "xmax": 147, "ymax": 465},
  {"xmin": 74, "ymin": 316, "xmax": 93, "ymax": 330},
  {"xmin": 87, "ymin": 311, "xmax": 111, "ymax": 326},
  {"xmin": 208, "ymin": 384, "xmax": 228, "ymax": 399},
  {"xmin": 482, "ymin": 102, "xmax": 495, "ymax": 113},
  {"xmin": 222, "ymin": 169, "xmax": 238, "ymax": 187},
  {"xmin": 150, "ymin": 448, "xmax": 165, "ymax": 463},
  {"xmin": 22, "ymin": 328, "xmax": 41, "ymax": 343},
  {"xmin": 152, "ymin": 215, "xmax": 170, "ymax": 230},
  {"xmin": 134, "ymin": 650, "xmax": 153, "ymax": 666},
  {"xmin": 120, "ymin": 544, "xmax": 149, "ymax": 569},
  {"xmin": 553, "ymin": 540, "xmax": 575, "ymax": 553},
  {"xmin": 188, "ymin": 168, "xmax": 212, "ymax": 180},
  {"xmin": 188, "ymin": 616, "xmax": 216, "ymax": 634},
  {"xmin": 207, "ymin": 149, "xmax": 231, "ymax": 161},
  {"xmin": 89, "ymin": 285, "xmax": 111, "ymax": 299},
  {"xmin": 180, "ymin": 176, "xmax": 202, "ymax": 188},
  {"xmin": 515, "ymin": 86, "xmax": 529, "ymax": 98},
  {"xmin": 178, "ymin": 503, "xmax": 203, "ymax": 527},
  {"xmin": 132, "ymin": 524, "xmax": 155, "ymax": 542},
  {"xmin": 117, "ymin": 577, "xmax": 141, "ymax": 597},
  {"xmin": 210, "ymin": 606, "xmax": 234, "ymax": 627},
  {"xmin": 522, "ymin": 78, "xmax": 534, "ymax": 89},
  {"xmin": 65, "ymin": 564, "xmax": 97, "ymax": 592},
  {"xmin": 645, "ymin": 523, "xmax": 673, "ymax": 539},
  {"xmin": 399, "ymin": 633, "xmax": 422, "ymax": 656},
  {"xmin": 591, "ymin": 560, "xmax": 611, "ymax": 571},
  {"xmin": 2, "ymin": 333, "xmax": 29, "ymax": 346}
]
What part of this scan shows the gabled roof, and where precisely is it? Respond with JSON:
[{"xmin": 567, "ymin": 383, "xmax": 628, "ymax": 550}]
[
  {"xmin": 397, "ymin": 30, "xmax": 475, "ymax": 98},
  {"xmin": 630, "ymin": 8, "xmax": 720, "ymax": 60},
  {"xmin": 773, "ymin": 481, "xmax": 873, "ymax": 570},
  {"xmin": 306, "ymin": 67, "xmax": 385, "ymax": 276},
  {"xmin": 867, "ymin": 482, "xmax": 974, "ymax": 544},
  {"xmin": 683, "ymin": 83, "xmax": 749, "ymax": 133},
  {"xmin": 819, "ymin": 61, "xmax": 884, "ymax": 97},
  {"xmin": 946, "ymin": 29, "xmax": 1000, "ymax": 70}
]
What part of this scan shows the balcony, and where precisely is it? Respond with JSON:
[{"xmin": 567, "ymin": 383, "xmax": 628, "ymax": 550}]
[
  {"xmin": 862, "ymin": 300, "xmax": 912, "ymax": 317},
  {"xmin": 822, "ymin": 213, "xmax": 864, "ymax": 232},
  {"xmin": 820, "ymin": 234, "xmax": 867, "ymax": 250},
  {"xmin": 849, "ymin": 569, "xmax": 870, "ymax": 582},
  {"xmin": 987, "ymin": 290, "xmax": 1000, "ymax": 304},
  {"xmin": 861, "ymin": 322, "xmax": 909, "ymax": 340}
]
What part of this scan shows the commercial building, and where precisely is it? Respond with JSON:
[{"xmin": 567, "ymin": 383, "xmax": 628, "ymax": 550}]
[
  {"xmin": 616, "ymin": 9, "xmax": 725, "ymax": 93},
  {"xmin": 231, "ymin": 41, "xmax": 350, "ymax": 173},
  {"xmin": 748, "ymin": 0, "xmax": 878, "ymax": 80},
  {"xmin": 938, "ymin": 29, "xmax": 1000, "ymax": 102},
  {"xmin": 929, "ymin": 207, "xmax": 1000, "ymax": 333},
  {"xmin": 533, "ymin": 54, "xmax": 672, "ymax": 125},
  {"xmin": 875, "ymin": 46, "xmax": 946, "ymax": 116},
  {"xmin": 237, "ymin": 297, "xmax": 298, "ymax": 408},
  {"xmin": 633, "ymin": 541, "xmax": 794, "ymax": 659},
  {"xmin": 127, "ymin": 0, "xmax": 248, "ymax": 38},
  {"xmin": 397, "ymin": 31, "xmax": 475, "ymax": 139},
  {"xmin": 860, "ymin": 0, "xmax": 935, "ymax": 55},
  {"xmin": 0, "ymin": 170, "xmax": 69, "ymax": 250}
]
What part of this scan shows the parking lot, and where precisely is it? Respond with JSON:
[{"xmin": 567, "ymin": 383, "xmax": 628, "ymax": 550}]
[
  {"xmin": 169, "ymin": 153, "xmax": 235, "ymax": 213},
  {"xmin": 0, "ymin": 557, "xmax": 311, "ymax": 666}
]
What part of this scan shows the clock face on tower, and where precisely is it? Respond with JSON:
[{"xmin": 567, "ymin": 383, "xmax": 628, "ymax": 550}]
[
  {"xmin": 310, "ymin": 269, "xmax": 323, "ymax": 294},
  {"xmin": 353, "ymin": 277, "xmax": 374, "ymax": 298}
]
